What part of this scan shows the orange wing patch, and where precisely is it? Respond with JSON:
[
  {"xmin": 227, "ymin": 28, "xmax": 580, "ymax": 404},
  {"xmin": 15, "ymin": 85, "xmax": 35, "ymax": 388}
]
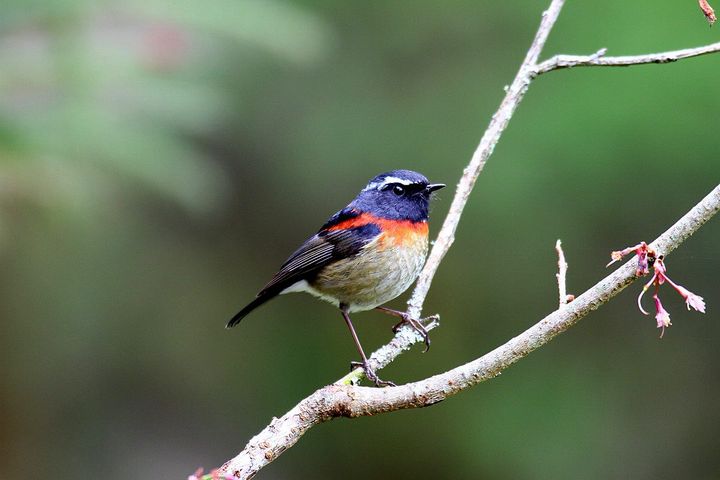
[{"xmin": 326, "ymin": 212, "xmax": 376, "ymax": 231}]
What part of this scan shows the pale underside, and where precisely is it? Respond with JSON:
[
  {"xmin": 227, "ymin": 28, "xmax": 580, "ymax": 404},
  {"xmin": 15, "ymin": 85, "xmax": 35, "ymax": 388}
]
[{"xmin": 280, "ymin": 233, "xmax": 428, "ymax": 312}]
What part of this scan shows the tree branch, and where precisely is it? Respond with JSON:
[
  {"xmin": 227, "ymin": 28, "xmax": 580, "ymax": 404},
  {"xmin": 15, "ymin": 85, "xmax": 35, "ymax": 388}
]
[
  {"xmin": 217, "ymin": 0, "xmax": 720, "ymax": 476},
  {"xmin": 533, "ymin": 42, "xmax": 720, "ymax": 75},
  {"xmin": 406, "ymin": 0, "xmax": 567, "ymax": 320}
]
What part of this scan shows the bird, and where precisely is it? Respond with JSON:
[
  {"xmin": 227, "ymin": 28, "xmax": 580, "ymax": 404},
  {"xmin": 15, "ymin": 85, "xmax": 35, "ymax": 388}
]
[{"xmin": 227, "ymin": 169, "xmax": 445, "ymax": 386}]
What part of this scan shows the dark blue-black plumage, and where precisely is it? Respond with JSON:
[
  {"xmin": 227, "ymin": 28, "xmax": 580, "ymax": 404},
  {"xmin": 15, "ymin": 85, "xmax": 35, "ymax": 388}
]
[{"xmin": 350, "ymin": 170, "xmax": 436, "ymax": 222}]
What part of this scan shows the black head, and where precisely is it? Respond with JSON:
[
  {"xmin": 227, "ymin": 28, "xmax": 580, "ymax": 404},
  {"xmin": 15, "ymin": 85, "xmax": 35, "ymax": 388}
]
[{"xmin": 350, "ymin": 170, "xmax": 445, "ymax": 222}]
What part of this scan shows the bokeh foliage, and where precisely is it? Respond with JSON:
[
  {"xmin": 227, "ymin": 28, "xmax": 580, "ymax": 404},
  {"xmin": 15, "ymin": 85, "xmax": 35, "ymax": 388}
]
[{"xmin": 1, "ymin": 1, "xmax": 719, "ymax": 479}]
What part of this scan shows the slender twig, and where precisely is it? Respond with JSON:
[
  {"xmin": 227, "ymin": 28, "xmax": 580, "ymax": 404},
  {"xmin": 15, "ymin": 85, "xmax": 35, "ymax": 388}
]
[
  {"xmin": 533, "ymin": 42, "xmax": 720, "ymax": 75},
  {"xmin": 406, "ymin": 0, "xmax": 566, "ymax": 320},
  {"xmin": 555, "ymin": 239, "xmax": 569, "ymax": 307},
  {"xmin": 336, "ymin": 0, "xmax": 568, "ymax": 387},
  {"xmin": 216, "ymin": 0, "xmax": 720, "ymax": 476},
  {"xmin": 221, "ymin": 184, "xmax": 720, "ymax": 479}
]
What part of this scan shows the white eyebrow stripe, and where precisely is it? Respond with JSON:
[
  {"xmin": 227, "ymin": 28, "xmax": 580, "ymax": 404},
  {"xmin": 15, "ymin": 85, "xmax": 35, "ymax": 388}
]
[
  {"xmin": 380, "ymin": 176, "xmax": 414, "ymax": 186},
  {"xmin": 361, "ymin": 182, "xmax": 380, "ymax": 192},
  {"xmin": 362, "ymin": 176, "xmax": 415, "ymax": 191}
]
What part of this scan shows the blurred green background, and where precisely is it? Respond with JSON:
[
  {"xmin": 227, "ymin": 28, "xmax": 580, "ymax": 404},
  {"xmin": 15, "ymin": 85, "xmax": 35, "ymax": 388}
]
[{"xmin": 1, "ymin": 0, "xmax": 719, "ymax": 478}]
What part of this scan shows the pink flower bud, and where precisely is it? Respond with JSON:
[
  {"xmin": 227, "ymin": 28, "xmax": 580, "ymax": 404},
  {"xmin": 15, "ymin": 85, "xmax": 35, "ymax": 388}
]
[
  {"xmin": 653, "ymin": 293, "xmax": 672, "ymax": 337},
  {"xmin": 686, "ymin": 293, "xmax": 706, "ymax": 313},
  {"xmin": 663, "ymin": 279, "xmax": 707, "ymax": 313}
]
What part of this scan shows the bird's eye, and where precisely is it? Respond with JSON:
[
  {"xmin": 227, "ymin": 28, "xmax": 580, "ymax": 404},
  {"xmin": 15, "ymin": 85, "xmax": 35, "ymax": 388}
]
[{"xmin": 392, "ymin": 185, "xmax": 405, "ymax": 196}]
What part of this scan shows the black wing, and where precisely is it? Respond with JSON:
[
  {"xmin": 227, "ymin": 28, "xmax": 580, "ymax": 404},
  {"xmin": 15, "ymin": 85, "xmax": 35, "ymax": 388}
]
[{"xmin": 226, "ymin": 209, "xmax": 379, "ymax": 327}]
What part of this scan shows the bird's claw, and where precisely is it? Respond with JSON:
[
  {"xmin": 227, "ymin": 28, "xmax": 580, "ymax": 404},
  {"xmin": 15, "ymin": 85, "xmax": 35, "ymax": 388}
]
[
  {"xmin": 391, "ymin": 314, "xmax": 434, "ymax": 353},
  {"xmin": 349, "ymin": 361, "xmax": 396, "ymax": 387}
]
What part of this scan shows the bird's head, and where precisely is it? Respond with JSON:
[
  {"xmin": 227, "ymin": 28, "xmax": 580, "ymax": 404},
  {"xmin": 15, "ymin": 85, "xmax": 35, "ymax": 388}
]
[{"xmin": 350, "ymin": 170, "xmax": 445, "ymax": 222}]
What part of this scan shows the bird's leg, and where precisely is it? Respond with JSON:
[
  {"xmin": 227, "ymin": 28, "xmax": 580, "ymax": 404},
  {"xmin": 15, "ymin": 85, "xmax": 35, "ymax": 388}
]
[
  {"xmin": 340, "ymin": 304, "xmax": 396, "ymax": 387},
  {"xmin": 376, "ymin": 306, "xmax": 433, "ymax": 353}
]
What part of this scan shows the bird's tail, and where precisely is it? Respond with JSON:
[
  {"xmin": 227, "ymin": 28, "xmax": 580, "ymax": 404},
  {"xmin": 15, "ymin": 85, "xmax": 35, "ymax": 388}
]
[{"xmin": 226, "ymin": 293, "xmax": 274, "ymax": 328}]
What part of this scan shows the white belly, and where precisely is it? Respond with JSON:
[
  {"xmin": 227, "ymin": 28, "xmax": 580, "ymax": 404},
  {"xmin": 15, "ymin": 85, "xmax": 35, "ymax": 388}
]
[{"xmin": 281, "ymin": 233, "xmax": 428, "ymax": 312}]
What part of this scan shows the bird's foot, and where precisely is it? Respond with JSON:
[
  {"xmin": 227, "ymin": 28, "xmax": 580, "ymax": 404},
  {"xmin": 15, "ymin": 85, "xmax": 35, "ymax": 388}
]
[
  {"xmin": 390, "ymin": 313, "xmax": 437, "ymax": 353},
  {"xmin": 349, "ymin": 361, "xmax": 396, "ymax": 387}
]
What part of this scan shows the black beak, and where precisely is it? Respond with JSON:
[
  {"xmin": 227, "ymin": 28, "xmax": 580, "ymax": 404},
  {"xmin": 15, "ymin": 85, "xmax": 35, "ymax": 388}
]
[{"xmin": 426, "ymin": 183, "xmax": 446, "ymax": 193}]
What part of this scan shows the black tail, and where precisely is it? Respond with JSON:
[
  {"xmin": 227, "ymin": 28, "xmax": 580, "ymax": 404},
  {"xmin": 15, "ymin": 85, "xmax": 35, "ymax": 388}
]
[{"xmin": 226, "ymin": 293, "xmax": 275, "ymax": 328}]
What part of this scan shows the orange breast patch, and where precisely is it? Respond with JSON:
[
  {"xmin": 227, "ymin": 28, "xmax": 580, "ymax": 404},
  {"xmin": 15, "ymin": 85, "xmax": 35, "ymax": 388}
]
[
  {"xmin": 377, "ymin": 219, "xmax": 428, "ymax": 247},
  {"xmin": 327, "ymin": 212, "xmax": 428, "ymax": 247}
]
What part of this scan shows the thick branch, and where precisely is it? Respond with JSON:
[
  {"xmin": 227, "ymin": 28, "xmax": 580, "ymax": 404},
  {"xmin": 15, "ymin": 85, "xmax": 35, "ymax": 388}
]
[{"xmin": 222, "ymin": 184, "xmax": 720, "ymax": 479}]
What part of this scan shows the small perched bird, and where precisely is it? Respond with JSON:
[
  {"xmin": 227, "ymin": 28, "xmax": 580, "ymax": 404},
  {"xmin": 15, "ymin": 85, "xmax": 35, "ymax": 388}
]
[{"xmin": 228, "ymin": 170, "xmax": 445, "ymax": 386}]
